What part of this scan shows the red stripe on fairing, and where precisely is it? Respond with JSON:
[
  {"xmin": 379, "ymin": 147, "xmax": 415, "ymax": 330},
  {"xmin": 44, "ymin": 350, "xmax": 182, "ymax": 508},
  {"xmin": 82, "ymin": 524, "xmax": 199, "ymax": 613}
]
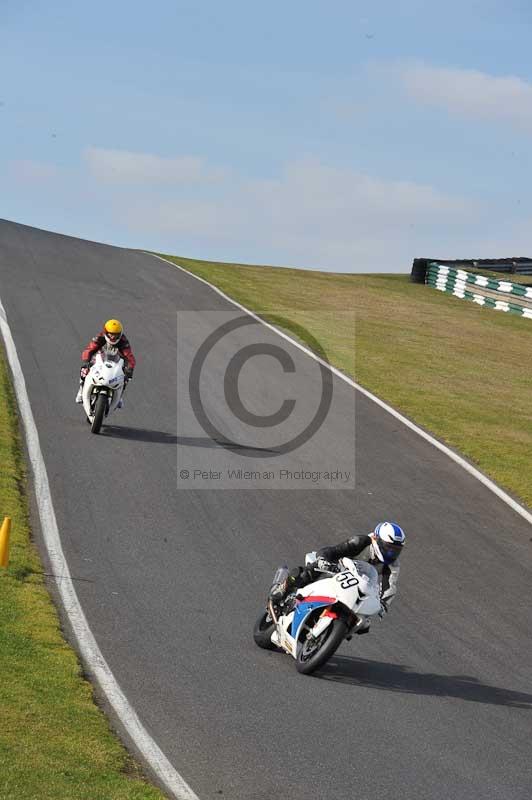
[{"xmin": 298, "ymin": 595, "xmax": 336, "ymax": 604}]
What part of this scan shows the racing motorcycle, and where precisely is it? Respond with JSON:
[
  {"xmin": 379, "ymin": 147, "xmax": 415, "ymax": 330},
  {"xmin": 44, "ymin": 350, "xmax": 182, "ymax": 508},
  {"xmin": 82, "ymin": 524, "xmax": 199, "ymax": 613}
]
[
  {"xmin": 253, "ymin": 553, "xmax": 381, "ymax": 675},
  {"xmin": 82, "ymin": 347, "xmax": 126, "ymax": 434}
]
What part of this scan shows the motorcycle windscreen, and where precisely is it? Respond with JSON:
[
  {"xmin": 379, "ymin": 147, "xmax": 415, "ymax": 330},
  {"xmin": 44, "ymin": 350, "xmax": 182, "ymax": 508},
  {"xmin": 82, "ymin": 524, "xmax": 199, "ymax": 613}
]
[
  {"xmin": 101, "ymin": 346, "xmax": 122, "ymax": 364},
  {"xmin": 353, "ymin": 560, "xmax": 379, "ymax": 591},
  {"xmin": 353, "ymin": 561, "xmax": 381, "ymax": 615}
]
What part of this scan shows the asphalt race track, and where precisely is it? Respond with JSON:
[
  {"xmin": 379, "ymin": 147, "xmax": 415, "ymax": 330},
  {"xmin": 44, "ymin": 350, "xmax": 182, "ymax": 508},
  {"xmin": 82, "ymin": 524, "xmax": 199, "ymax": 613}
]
[{"xmin": 1, "ymin": 218, "xmax": 532, "ymax": 800}]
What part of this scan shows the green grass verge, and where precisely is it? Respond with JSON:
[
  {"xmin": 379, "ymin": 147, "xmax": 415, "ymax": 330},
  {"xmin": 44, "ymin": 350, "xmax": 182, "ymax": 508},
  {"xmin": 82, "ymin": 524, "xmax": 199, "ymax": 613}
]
[
  {"xmin": 158, "ymin": 253, "xmax": 532, "ymax": 508},
  {"xmin": 0, "ymin": 344, "xmax": 167, "ymax": 800}
]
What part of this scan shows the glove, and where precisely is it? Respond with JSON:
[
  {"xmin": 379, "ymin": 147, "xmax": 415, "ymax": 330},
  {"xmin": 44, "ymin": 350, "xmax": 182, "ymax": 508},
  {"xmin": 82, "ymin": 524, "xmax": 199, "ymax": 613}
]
[
  {"xmin": 378, "ymin": 602, "xmax": 388, "ymax": 618},
  {"xmin": 80, "ymin": 364, "xmax": 90, "ymax": 379},
  {"xmin": 123, "ymin": 366, "xmax": 134, "ymax": 380},
  {"xmin": 316, "ymin": 557, "xmax": 335, "ymax": 573}
]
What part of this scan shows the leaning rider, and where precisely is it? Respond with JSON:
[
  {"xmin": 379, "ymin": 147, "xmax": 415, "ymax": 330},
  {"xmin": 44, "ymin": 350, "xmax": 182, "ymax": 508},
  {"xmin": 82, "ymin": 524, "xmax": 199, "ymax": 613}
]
[
  {"xmin": 270, "ymin": 522, "xmax": 405, "ymax": 633},
  {"xmin": 75, "ymin": 319, "xmax": 136, "ymax": 406}
]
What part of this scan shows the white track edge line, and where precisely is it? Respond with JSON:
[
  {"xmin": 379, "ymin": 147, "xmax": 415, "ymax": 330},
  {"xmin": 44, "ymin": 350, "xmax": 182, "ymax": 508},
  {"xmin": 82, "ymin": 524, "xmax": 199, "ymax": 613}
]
[
  {"xmin": 0, "ymin": 297, "xmax": 200, "ymax": 800},
  {"xmin": 148, "ymin": 252, "xmax": 532, "ymax": 527}
]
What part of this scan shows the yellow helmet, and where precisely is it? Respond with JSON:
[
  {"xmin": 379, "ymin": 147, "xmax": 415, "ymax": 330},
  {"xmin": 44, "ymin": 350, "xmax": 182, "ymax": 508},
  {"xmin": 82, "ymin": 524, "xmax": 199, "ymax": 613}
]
[{"xmin": 104, "ymin": 318, "xmax": 123, "ymax": 345}]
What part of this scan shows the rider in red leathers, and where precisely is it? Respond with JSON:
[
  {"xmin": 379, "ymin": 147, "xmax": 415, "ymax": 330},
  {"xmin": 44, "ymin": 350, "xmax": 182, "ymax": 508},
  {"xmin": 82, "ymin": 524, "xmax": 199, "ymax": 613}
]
[{"xmin": 75, "ymin": 319, "xmax": 136, "ymax": 405}]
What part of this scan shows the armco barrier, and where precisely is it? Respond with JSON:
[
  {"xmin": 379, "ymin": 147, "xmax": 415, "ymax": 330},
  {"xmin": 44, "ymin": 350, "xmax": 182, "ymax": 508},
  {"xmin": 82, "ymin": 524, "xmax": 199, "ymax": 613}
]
[{"xmin": 426, "ymin": 263, "xmax": 532, "ymax": 320}]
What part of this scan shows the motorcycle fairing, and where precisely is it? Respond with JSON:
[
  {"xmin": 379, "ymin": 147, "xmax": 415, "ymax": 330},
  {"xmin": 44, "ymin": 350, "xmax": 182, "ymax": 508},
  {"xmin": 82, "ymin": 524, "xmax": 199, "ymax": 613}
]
[
  {"xmin": 82, "ymin": 350, "xmax": 125, "ymax": 421},
  {"xmin": 291, "ymin": 595, "xmax": 337, "ymax": 640}
]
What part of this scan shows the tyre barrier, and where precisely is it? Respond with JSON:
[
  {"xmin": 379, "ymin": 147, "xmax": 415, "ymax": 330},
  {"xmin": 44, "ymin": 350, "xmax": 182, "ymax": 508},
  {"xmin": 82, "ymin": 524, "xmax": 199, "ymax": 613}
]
[
  {"xmin": 411, "ymin": 257, "xmax": 532, "ymax": 283},
  {"xmin": 426, "ymin": 263, "xmax": 532, "ymax": 320}
]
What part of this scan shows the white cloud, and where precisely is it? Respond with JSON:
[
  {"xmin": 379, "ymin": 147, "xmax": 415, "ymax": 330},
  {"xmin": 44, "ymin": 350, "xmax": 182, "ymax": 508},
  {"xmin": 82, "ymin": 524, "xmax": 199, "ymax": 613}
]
[
  {"xmin": 84, "ymin": 146, "xmax": 227, "ymax": 185},
  {"xmin": 400, "ymin": 63, "xmax": 532, "ymax": 131},
  {"xmin": 247, "ymin": 161, "xmax": 471, "ymax": 229},
  {"xmin": 114, "ymin": 157, "xmax": 475, "ymax": 271},
  {"xmin": 10, "ymin": 159, "xmax": 58, "ymax": 182}
]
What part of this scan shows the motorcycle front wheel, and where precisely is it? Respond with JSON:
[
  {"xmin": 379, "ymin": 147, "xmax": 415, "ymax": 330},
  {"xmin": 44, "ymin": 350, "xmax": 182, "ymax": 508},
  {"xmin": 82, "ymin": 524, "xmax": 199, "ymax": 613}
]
[
  {"xmin": 91, "ymin": 394, "xmax": 107, "ymax": 434},
  {"xmin": 295, "ymin": 617, "xmax": 347, "ymax": 675},
  {"xmin": 253, "ymin": 610, "xmax": 277, "ymax": 650}
]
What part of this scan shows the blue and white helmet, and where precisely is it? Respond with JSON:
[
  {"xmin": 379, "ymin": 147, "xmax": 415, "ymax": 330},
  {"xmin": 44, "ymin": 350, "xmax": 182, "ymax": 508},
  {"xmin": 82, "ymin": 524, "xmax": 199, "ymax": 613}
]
[{"xmin": 372, "ymin": 522, "xmax": 405, "ymax": 564}]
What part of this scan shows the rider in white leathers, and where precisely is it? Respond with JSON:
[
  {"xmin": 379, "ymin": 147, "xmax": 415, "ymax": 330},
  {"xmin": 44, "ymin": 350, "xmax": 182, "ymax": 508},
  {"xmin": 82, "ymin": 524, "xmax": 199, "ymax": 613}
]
[{"xmin": 270, "ymin": 522, "xmax": 405, "ymax": 633}]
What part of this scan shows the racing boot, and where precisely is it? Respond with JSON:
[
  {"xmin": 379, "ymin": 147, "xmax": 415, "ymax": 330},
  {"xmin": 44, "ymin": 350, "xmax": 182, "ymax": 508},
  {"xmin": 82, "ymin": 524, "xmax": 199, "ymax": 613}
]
[
  {"xmin": 117, "ymin": 381, "xmax": 128, "ymax": 409},
  {"xmin": 75, "ymin": 384, "xmax": 83, "ymax": 404},
  {"xmin": 355, "ymin": 617, "xmax": 371, "ymax": 635}
]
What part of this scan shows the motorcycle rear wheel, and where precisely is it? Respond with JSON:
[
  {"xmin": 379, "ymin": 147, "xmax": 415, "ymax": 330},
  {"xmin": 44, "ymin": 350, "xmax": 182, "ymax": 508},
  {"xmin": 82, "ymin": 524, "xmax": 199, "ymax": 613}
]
[
  {"xmin": 253, "ymin": 610, "xmax": 277, "ymax": 650},
  {"xmin": 91, "ymin": 394, "xmax": 107, "ymax": 434},
  {"xmin": 295, "ymin": 618, "xmax": 347, "ymax": 675}
]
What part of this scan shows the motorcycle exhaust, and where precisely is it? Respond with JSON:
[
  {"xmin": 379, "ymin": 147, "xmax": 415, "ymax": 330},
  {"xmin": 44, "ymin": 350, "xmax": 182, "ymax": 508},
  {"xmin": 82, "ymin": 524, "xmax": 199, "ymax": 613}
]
[{"xmin": 267, "ymin": 599, "xmax": 278, "ymax": 625}]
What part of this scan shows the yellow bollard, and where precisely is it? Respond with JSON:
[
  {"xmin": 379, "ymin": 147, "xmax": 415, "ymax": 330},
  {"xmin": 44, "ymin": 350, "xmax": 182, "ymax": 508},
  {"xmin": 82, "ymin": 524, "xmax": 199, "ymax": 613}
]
[{"xmin": 0, "ymin": 517, "xmax": 11, "ymax": 568}]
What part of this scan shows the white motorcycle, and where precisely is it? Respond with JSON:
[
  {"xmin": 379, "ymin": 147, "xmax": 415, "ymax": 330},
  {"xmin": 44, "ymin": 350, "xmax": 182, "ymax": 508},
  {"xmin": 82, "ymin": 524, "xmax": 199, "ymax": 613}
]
[
  {"xmin": 82, "ymin": 347, "xmax": 126, "ymax": 434},
  {"xmin": 253, "ymin": 553, "xmax": 382, "ymax": 675}
]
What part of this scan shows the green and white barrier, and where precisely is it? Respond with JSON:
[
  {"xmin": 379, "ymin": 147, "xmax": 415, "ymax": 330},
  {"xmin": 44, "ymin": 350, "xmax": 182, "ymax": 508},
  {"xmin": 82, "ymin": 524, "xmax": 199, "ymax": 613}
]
[{"xmin": 426, "ymin": 263, "xmax": 532, "ymax": 320}]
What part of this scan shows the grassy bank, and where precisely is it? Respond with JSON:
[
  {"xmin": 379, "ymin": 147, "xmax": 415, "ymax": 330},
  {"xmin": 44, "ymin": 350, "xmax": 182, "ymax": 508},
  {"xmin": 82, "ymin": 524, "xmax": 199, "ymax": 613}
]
[
  {"xmin": 159, "ymin": 254, "xmax": 532, "ymax": 508},
  {"xmin": 0, "ymin": 345, "xmax": 166, "ymax": 800}
]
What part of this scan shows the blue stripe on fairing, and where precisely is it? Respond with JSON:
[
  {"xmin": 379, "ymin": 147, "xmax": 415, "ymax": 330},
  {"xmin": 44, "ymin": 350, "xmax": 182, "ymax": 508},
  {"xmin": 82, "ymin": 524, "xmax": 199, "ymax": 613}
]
[{"xmin": 291, "ymin": 600, "xmax": 332, "ymax": 641}]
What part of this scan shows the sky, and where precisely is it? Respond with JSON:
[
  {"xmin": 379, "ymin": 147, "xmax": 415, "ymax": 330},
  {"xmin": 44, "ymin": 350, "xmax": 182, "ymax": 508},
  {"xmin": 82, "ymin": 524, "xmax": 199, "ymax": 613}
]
[{"xmin": 1, "ymin": 0, "xmax": 532, "ymax": 272}]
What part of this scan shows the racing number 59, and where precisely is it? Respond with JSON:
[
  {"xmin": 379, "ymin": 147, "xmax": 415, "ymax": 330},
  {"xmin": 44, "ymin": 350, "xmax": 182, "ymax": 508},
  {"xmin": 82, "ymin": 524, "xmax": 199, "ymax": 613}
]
[{"xmin": 336, "ymin": 571, "xmax": 358, "ymax": 590}]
